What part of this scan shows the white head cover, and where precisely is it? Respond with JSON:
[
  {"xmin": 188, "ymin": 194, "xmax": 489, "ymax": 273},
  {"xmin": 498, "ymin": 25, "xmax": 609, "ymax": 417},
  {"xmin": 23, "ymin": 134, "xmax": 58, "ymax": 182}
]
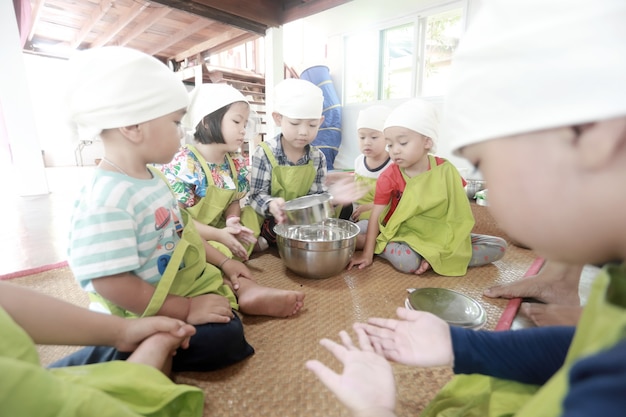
[
  {"xmin": 356, "ymin": 105, "xmax": 392, "ymax": 132},
  {"xmin": 66, "ymin": 46, "xmax": 189, "ymax": 141},
  {"xmin": 384, "ymin": 98, "xmax": 439, "ymax": 151},
  {"xmin": 273, "ymin": 78, "xmax": 324, "ymax": 119},
  {"xmin": 183, "ymin": 83, "xmax": 249, "ymax": 132},
  {"xmin": 443, "ymin": 0, "xmax": 626, "ymax": 154}
]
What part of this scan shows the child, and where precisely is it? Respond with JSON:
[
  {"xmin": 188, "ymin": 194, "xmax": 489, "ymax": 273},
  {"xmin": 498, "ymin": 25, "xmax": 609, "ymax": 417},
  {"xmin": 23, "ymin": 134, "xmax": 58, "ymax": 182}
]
[
  {"xmin": 160, "ymin": 83, "xmax": 265, "ymax": 260},
  {"xmin": 1, "ymin": 281, "xmax": 202, "ymax": 416},
  {"xmin": 351, "ymin": 104, "xmax": 393, "ymax": 249},
  {"xmin": 248, "ymin": 78, "xmax": 360, "ymax": 245},
  {"xmin": 62, "ymin": 46, "xmax": 300, "ymax": 375},
  {"xmin": 307, "ymin": 0, "xmax": 626, "ymax": 416},
  {"xmin": 349, "ymin": 98, "xmax": 506, "ymax": 276}
]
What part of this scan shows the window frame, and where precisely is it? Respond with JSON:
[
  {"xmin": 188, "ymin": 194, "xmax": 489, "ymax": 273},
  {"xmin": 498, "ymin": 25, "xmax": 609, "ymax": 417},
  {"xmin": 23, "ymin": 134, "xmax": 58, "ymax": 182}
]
[{"xmin": 342, "ymin": 0, "xmax": 467, "ymax": 104}]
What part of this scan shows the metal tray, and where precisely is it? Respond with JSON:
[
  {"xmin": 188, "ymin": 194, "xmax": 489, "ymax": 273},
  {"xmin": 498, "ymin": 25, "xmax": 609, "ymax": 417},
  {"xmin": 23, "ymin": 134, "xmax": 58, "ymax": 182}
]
[{"xmin": 405, "ymin": 288, "xmax": 486, "ymax": 329}]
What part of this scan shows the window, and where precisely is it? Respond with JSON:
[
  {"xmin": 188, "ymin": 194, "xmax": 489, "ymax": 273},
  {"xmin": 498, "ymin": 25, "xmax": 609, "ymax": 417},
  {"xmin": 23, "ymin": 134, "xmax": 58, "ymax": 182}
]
[{"xmin": 344, "ymin": 2, "xmax": 465, "ymax": 103}]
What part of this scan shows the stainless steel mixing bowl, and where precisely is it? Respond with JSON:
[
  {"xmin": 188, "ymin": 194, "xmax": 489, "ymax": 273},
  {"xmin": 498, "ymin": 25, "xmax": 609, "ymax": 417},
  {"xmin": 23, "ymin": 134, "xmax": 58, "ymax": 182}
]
[
  {"xmin": 274, "ymin": 218, "xmax": 359, "ymax": 279},
  {"xmin": 283, "ymin": 193, "xmax": 334, "ymax": 225}
]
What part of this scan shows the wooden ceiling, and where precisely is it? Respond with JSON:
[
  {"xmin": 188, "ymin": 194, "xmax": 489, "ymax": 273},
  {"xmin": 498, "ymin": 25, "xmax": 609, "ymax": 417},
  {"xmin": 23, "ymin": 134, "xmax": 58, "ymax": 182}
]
[{"xmin": 22, "ymin": 0, "xmax": 351, "ymax": 64}]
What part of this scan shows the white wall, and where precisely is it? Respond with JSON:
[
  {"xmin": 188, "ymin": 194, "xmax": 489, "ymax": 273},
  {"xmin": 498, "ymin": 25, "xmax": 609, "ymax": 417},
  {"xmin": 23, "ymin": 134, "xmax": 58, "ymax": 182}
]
[
  {"xmin": 284, "ymin": 0, "xmax": 478, "ymax": 176},
  {"xmin": 22, "ymin": 54, "xmax": 104, "ymax": 167}
]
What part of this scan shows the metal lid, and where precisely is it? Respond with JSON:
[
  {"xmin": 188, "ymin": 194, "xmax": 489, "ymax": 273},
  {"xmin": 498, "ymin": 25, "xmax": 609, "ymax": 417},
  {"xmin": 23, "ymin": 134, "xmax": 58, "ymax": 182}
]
[{"xmin": 405, "ymin": 288, "xmax": 486, "ymax": 329}]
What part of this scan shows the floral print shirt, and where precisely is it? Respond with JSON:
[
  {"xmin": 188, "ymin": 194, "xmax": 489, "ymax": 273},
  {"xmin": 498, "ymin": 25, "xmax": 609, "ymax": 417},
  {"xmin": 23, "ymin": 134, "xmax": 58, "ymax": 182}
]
[{"xmin": 161, "ymin": 147, "xmax": 250, "ymax": 208}]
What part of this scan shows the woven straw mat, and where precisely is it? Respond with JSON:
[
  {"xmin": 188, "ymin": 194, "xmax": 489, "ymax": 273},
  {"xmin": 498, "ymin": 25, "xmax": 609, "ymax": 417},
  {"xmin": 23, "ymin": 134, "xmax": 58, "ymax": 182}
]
[{"xmin": 12, "ymin": 203, "xmax": 536, "ymax": 417}]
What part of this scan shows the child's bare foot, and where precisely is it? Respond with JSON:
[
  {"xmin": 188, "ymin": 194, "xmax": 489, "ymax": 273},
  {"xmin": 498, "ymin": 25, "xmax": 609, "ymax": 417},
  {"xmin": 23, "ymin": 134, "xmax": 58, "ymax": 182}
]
[
  {"xmin": 520, "ymin": 302, "xmax": 583, "ymax": 326},
  {"xmin": 236, "ymin": 278, "xmax": 305, "ymax": 317},
  {"xmin": 413, "ymin": 259, "xmax": 431, "ymax": 275},
  {"xmin": 126, "ymin": 332, "xmax": 183, "ymax": 376},
  {"xmin": 484, "ymin": 261, "xmax": 582, "ymax": 305}
]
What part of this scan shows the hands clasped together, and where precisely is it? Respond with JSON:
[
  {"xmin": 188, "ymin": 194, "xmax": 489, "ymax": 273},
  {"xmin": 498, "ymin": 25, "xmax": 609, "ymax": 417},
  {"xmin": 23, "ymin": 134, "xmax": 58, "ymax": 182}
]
[
  {"xmin": 222, "ymin": 215, "xmax": 257, "ymax": 260},
  {"xmin": 306, "ymin": 307, "xmax": 454, "ymax": 417}
]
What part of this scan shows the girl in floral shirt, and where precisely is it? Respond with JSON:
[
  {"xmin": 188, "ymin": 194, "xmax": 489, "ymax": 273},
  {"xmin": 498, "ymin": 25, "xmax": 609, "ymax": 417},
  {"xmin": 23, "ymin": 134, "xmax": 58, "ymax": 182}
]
[{"xmin": 161, "ymin": 84, "xmax": 266, "ymax": 260}]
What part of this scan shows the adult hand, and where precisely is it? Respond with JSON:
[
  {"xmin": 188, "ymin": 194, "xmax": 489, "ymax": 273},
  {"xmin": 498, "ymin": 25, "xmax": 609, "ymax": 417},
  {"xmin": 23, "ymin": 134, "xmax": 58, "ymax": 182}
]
[
  {"xmin": 116, "ymin": 316, "xmax": 196, "ymax": 352},
  {"xmin": 306, "ymin": 327, "xmax": 396, "ymax": 417},
  {"xmin": 356, "ymin": 307, "xmax": 454, "ymax": 367}
]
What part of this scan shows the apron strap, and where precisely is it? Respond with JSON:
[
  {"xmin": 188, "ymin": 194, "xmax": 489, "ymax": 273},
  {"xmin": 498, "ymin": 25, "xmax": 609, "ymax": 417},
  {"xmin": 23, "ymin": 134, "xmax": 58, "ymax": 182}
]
[
  {"xmin": 141, "ymin": 238, "xmax": 190, "ymax": 317},
  {"xmin": 259, "ymin": 142, "xmax": 278, "ymax": 168}
]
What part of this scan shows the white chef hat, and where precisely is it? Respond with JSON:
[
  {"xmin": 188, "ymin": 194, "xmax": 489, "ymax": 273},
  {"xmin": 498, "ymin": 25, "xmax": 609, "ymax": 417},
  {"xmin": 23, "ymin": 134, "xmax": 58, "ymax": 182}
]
[
  {"xmin": 66, "ymin": 46, "xmax": 189, "ymax": 141},
  {"xmin": 273, "ymin": 78, "xmax": 324, "ymax": 119},
  {"xmin": 384, "ymin": 98, "xmax": 439, "ymax": 151},
  {"xmin": 443, "ymin": 0, "xmax": 626, "ymax": 154},
  {"xmin": 182, "ymin": 83, "xmax": 249, "ymax": 132},
  {"xmin": 356, "ymin": 105, "xmax": 392, "ymax": 132}
]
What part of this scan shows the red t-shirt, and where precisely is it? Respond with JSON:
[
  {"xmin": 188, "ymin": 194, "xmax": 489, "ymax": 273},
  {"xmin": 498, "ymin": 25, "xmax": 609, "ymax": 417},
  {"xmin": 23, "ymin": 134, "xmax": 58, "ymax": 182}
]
[{"xmin": 374, "ymin": 157, "xmax": 466, "ymax": 224}]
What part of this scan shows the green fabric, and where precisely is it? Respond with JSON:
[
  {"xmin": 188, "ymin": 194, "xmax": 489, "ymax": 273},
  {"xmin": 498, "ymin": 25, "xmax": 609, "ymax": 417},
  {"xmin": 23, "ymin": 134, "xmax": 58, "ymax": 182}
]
[
  {"xmin": 183, "ymin": 145, "xmax": 260, "ymax": 256},
  {"xmin": 143, "ymin": 208, "xmax": 238, "ymax": 315},
  {"xmin": 0, "ymin": 306, "xmax": 203, "ymax": 417},
  {"xmin": 421, "ymin": 263, "xmax": 626, "ymax": 417},
  {"xmin": 375, "ymin": 156, "xmax": 474, "ymax": 276},
  {"xmin": 185, "ymin": 144, "xmax": 240, "ymax": 227},
  {"xmin": 259, "ymin": 141, "xmax": 316, "ymax": 202},
  {"xmin": 354, "ymin": 173, "xmax": 377, "ymax": 220}
]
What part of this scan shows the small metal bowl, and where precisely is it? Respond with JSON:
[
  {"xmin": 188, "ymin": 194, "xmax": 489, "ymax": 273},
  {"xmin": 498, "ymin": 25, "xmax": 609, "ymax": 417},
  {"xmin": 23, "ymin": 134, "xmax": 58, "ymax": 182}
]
[
  {"xmin": 405, "ymin": 288, "xmax": 486, "ymax": 329},
  {"xmin": 274, "ymin": 218, "xmax": 359, "ymax": 279},
  {"xmin": 283, "ymin": 193, "xmax": 333, "ymax": 225}
]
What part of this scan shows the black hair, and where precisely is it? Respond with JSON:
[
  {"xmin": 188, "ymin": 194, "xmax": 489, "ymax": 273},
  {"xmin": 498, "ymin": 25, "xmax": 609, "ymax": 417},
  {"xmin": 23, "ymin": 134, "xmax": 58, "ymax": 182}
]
[{"xmin": 194, "ymin": 104, "xmax": 231, "ymax": 144}]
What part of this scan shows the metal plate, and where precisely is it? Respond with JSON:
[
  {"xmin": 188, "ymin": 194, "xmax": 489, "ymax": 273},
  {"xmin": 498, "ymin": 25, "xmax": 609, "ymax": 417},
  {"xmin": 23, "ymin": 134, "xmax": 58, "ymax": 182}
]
[{"xmin": 405, "ymin": 288, "xmax": 486, "ymax": 329}]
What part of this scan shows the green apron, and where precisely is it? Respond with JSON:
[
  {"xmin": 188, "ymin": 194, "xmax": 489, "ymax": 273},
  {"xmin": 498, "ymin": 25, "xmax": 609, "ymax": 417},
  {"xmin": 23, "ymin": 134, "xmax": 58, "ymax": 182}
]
[
  {"xmin": 0, "ymin": 306, "xmax": 203, "ymax": 417},
  {"xmin": 90, "ymin": 168, "xmax": 238, "ymax": 318},
  {"xmin": 259, "ymin": 141, "xmax": 317, "ymax": 202},
  {"xmin": 354, "ymin": 173, "xmax": 378, "ymax": 220},
  {"xmin": 375, "ymin": 156, "xmax": 474, "ymax": 276},
  {"xmin": 184, "ymin": 144, "xmax": 260, "ymax": 256},
  {"xmin": 421, "ymin": 263, "xmax": 626, "ymax": 417}
]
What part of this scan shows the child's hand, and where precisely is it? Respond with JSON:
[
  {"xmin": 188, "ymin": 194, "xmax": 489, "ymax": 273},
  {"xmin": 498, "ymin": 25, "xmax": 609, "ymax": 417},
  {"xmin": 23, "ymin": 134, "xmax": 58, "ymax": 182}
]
[
  {"xmin": 222, "ymin": 258, "xmax": 256, "ymax": 290},
  {"xmin": 348, "ymin": 253, "xmax": 374, "ymax": 270},
  {"xmin": 328, "ymin": 177, "xmax": 369, "ymax": 206},
  {"xmin": 116, "ymin": 316, "xmax": 196, "ymax": 352},
  {"xmin": 325, "ymin": 171, "xmax": 354, "ymax": 184},
  {"xmin": 218, "ymin": 228, "xmax": 249, "ymax": 260},
  {"xmin": 187, "ymin": 294, "xmax": 234, "ymax": 325},
  {"xmin": 269, "ymin": 198, "xmax": 287, "ymax": 224},
  {"xmin": 355, "ymin": 307, "xmax": 454, "ymax": 368},
  {"xmin": 351, "ymin": 204, "xmax": 373, "ymax": 221},
  {"xmin": 306, "ymin": 327, "xmax": 396, "ymax": 416},
  {"xmin": 226, "ymin": 217, "xmax": 258, "ymax": 247}
]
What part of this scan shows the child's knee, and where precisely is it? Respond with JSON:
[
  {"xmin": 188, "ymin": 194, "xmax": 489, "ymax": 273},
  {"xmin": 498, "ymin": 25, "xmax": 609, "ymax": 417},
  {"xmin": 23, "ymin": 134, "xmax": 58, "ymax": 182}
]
[{"xmin": 381, "ymin": 242, "xmax": 421, "ymax": 273}]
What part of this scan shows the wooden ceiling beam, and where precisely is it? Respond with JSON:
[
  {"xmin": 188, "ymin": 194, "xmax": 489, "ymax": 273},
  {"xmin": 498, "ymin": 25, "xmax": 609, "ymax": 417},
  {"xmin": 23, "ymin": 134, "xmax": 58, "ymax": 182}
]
[
  {"xmin": 147, "ymin": 17, "xmax": 213, "ymax": 56},
  {"xmin": 173, "ymin": 30, "xmax": 258, "ymax": 62},
  {"xmin": 151, "ymin": 0, "xmax": 269, "ymax": 35},
  {"xmin": 91, "ymin": 1, "xmax": 150, "ymax": 48},
  {"xmin": 26, "ymin": 0, "xmax": 45, "ymax": 42},
  {"xmin": 281, "ymin": 0, "xmax": 352, "ymax": 23},
  {"xmin": 116, "ymin": 5, "xmax": 173, "ymax": 47},
  {"xmin": 70, "ymin": 0, "xmax": 114, "ymax": 48}
]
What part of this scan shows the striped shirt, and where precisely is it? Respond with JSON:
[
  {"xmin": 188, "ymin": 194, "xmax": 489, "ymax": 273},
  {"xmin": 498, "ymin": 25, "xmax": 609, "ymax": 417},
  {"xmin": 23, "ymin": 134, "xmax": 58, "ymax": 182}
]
[{"xmin": 68, "ymin": 169, "xmax": 184, "ymax": 291}]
